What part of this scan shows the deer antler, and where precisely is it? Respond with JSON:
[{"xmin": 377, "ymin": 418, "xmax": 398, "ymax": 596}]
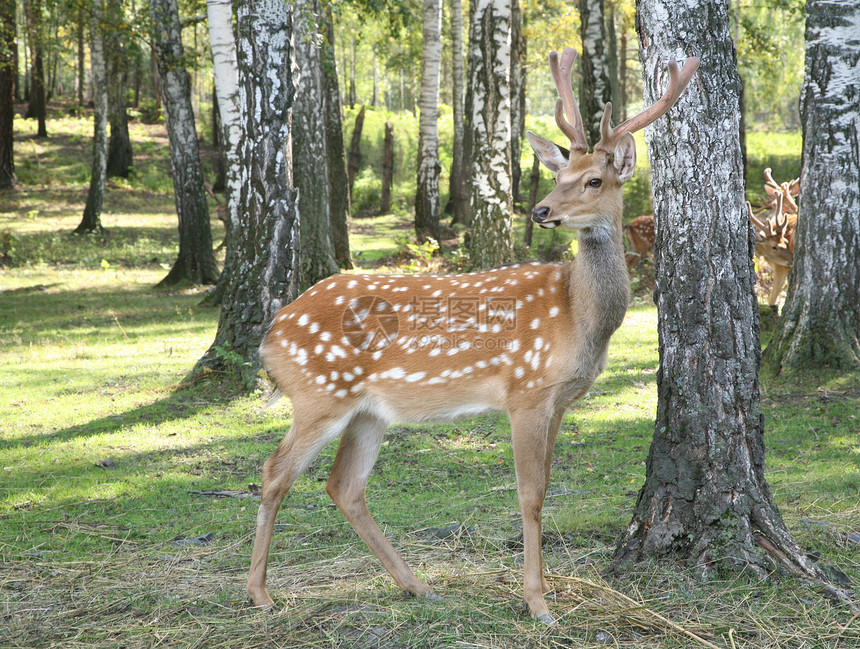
[
  {"xmin": 748, "ymin": 201, "xmax": 772, "ymax": 237},
  {"xmin": 595, "ymin": 57, "xmax": 700, "ymax": 153},
  {"xmin": 549, "ymin": 48, "xmax": 589, "ymax": 153}
]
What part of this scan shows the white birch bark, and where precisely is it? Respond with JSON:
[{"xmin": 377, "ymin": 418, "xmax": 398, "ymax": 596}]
[
  {"xmin": 579, "ymin": 0, "xmax": 612, "ymax": 149},
  {"xmin": 206, "ymin": 0, "xmax": 242, "ymax": 234},
  {"xmin": 415, "ymin": 0, "xmax": 443, "ymax": 241},
  {"xmin": 467, "ymin": 0, "xmax": 513, "ymax": 269}
]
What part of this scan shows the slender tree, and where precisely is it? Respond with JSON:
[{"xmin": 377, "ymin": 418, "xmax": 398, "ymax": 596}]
[
  {"xmin": 0, "ymin": 0, "xmax": 15, "ymax": 189},
  {"xmin": 193, "ymin": 0, "xmax": 299, "ymax": 387},
  {"xmin": 294, "ymin": 0, "xmax": 339, "ymax": 290},
  {"xmin": 578, "ymin": 0, "xmax": 612, "ymax": 148},
  {"xmin": 447, "ymin": 0, "xmax": 469, "ymax": 225},
  {"xmin": 150, "ymin": 0, "xmax": 219, "ymax": 286},
  {"xmin": 614, "ymin": 0, "xmax": 854, "ymax": 608},
  {"xmin": 510, "ymin": 0, "xmax": 525, "ymax": 206},
  {"xmin": 467, "ymin": 0, "xmax": 513, "ymax": 269},
  {"xmin": 322, "ymin": 2, "xmax": 352, "ymax": 269},
  {"xmin": 764, "ymin": 0, "xmax": 860, "ymax": 374},
  {"xmin": 23, "ymin": 0, "xmax": 46, "ymax": 137},
  {"xmin": 415, "ymin": 0, "xmax": 443, "ymax": 242},
  {"xmin": 74, "ymin": 0, "xmax": 107, "ymax": 235},
  {"xmin": 206, "ymin": 0, "xmax": 243, "ymax": 305}
]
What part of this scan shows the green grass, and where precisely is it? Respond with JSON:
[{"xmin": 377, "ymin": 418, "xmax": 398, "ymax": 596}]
[{"xmin": 1, "ymin": 112, "xmax": 858, "ymax": 649}]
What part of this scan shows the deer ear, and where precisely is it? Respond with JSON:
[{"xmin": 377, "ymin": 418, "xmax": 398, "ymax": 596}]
[
  {"xmin": 612, "ymin": 133, "xmax": 636, "ymax": 182},
  {"xmin": 526, "ymin": 131, "xmax": 569, "ymax": 174}
]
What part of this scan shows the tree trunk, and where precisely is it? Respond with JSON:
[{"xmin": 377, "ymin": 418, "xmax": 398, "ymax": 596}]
[
  {"xmin": 76, "ymin": 6, "xmax": 84, "ymax": 107},
  {"xmin": 0, "ymin": 0, "xmax": 15, "ymax": 189},
  {"xmin": 614, "ymin": 0, "xmax": 855, "ymax": 607},
  {"xmin": 523, "ymin": 153, "xmax": 539, "ymax": 248},
  {"xmin": 294, "ymin": 0, "xmax": 339, "ymax": 291},
  {"xmin": 415, "ymin": 0, "xmax": 443, "ymax": 242},
  {"xmin": 193, "ymin": 0, "xmax": 299, "ymax": 388},
  {"xmin": 509, "ymin": 0, "xmax": 524, "ymax": 207},
  {"xmin": 605, "ymin": 0, "xmax": 622, "ymax": 124},
  {"xmin": 23, "ymin": 0, "xmax": 46, "ymax": 137},
  {"xmin": 618, "ymin": 12, "xmax": 627, "ymax": 121},
  {"xmin": 381, "ymin": 120, "xmax": 394, "ymax": 213},
  {"xmin": 763, "ymin": 0, "xmax": 860, "ymax": 375},
  {"xmin": 106, "ymin": 37, "xmax": 133, "ymax": 179},
  {"xmin": 347, "ymin": 105, "xmax": 365, "ymax": 195},
  {"xmin": 466, "ymin": 0, "xmax": 513, "ymax": 270},
  {"xmin": 447, "ymin": 0, "xmax": 469, "ymax": 225},
  {"xmin": 74, "ymin": 0, "xmax": 107, "ymax": 235},
  {"xmin": 150, "ymin": 0, "xmax": 219, "ymax": 286},
  {"xmin": 578, "ymin": 0, "xmax": 611, "ymax": 149},
  {"xmin": 206, "ymin": 0, "xmax": 243, "ymax": 306},
  {"xmin": 322, "ymin": 3, "xmax": 352, "ymax": 269}
]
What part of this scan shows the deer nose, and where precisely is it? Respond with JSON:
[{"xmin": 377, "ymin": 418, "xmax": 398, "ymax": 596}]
[{"xmin": 532, "ymin": 206, "xmax": 550, "ymax": 223}]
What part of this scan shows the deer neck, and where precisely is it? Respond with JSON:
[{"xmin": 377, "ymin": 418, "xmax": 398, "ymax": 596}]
[{"xmin": 567, "ymin": 216, "xmax": 630, "ymax": 342}]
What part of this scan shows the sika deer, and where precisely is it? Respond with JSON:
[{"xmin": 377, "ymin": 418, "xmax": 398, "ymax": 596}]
[
  {"xmin": 623, "ymin": 214, "xmax": 655, "ymax": 270},
  {"xmin": 247, "ymin": 47, "xmax": 699, "ymax": 625}
]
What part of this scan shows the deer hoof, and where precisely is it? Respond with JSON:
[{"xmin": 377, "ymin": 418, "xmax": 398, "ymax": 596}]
[{"xmin": 537, "ymin": 613, "xmax": 557, "ymax": 626}]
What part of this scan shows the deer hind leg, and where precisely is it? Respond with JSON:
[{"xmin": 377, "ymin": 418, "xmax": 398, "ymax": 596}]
[
  {"xmin": 510, "ymin": 407, "xmax": 562, "ymax": 625},
  {"xmin": 247, "ymin": 409, "xmax": 350, "ymax": 610},
  {"xmin": 326, "ymin": 411, "xmax": 438, "ymax": 599}
]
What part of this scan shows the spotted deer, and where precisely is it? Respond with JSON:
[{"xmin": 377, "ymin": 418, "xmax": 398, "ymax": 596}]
[
  {"xmin": 749, "ymin": 194, "xmax": 796, "ymax": 306},
  {"xmin": 623, "ymin": 214, "xmax": 655, "ymax": 270},
  {"xmin": 749, "ymin": 169, "xmax": 799, "ymax": 306},
  {"xmin": 247, "ymin": 47, "xmax": 699, "ymax": 625}
]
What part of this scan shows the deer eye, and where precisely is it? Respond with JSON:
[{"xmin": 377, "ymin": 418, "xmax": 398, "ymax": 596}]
[{"xmin": 588, "ymin": 178, "xmax": 602, "ymax": 188}]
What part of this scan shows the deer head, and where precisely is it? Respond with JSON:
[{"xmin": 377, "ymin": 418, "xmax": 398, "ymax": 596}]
[{"xmin": 526, "ymin": 48, "xmax": 699, "ymax": 234}]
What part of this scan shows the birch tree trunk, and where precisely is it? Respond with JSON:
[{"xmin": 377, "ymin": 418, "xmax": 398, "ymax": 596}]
[
  {"xmin": 322, "ymin": 3, "xmax": 352, "ymax": 269},
  {"xmin": 763, "ymin": 0, "xmax": 860, "ymax": 374},
  {"xmin": 0, "ymin": 0, "xmax": 16, "ymax": 189},
  {"xmin": 510, "ymin": 0, "xmax": 524, "ymax": 206},
  {"xmin": 294, "ymin": 0, "xmax": 339, "ymax": 290},
  {"xmin": 447, "ymin": 0, "xmax": 469, "ymax": 225},
  {"xmin": 193, "ymin": 0, "xmax": 299, "ymax": 387},
  {"xmin": 467, "ymin": 0, "xmax": 513, "ymax": 270},
  {"xmin": 206, "ymin": 0, "xmax": 243, "ymax": 305},
  {"xmin": 614, "ymin": 0, "xmax": 854, "ymax": 607},
  {"xmin": 578, "ymin": 0, "xmax": 612, "ymax": 149},
  {"xmin": 415, "ymin": 0, "xmax": 443, "ymax": 242},
  {"xmin": 150, "ymin": 0, "xmax": 219, "ymax": 286},
  {"xmin": 74, "ymin": 0, "xmax": 107, "ymax": 235}
]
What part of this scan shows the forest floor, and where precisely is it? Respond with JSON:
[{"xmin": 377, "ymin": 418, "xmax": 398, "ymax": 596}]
[{"xmin": 1, "ymin": 112, "xmax": 858, "ymax": 649}]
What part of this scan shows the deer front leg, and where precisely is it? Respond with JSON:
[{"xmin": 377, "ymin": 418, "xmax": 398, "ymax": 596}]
[
  {"xmin": 510, "ymin": 408, "xmax": 560, "ymax": 625},
  {"xmin": 769, "ymin": 264, "xmax": 790, "ymax": 307}
]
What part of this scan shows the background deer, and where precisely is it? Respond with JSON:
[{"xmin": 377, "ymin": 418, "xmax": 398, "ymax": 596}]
[
  {"xmin": 623, "ymin": 214, "xmax": 655, "ymax": 270},
  {"xmin": 749, "ymin": 169, "xmax": 798, "ymax": 306},
  {"xmin": 247, "ymin": 47, "xmax": 699, "ymax": 625}
]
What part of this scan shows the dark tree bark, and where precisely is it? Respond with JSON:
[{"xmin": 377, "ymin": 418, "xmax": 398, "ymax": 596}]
[
  {"xmin": 578, "ymin": 0, "xmax": 612, "ymax": 149},
  {"xmin": 106, "ymin": 38, "xmax": 133, "ymax": 178},
  {"xmin": 605, "ymin": 0, "xmax": 622, "ymax": 124},
  {"xmin": 415, "ymin": 0, "xmax": 443, "ymax": 242},
  {"xmin": 74, "ymin": 0, "xmax": 107, "ymax": 235},
  {"xmin": 466, "ymin": 0, "xmax": 513, "ymax": 270},
  {"xmin": 322, "ymin": 3, "xmax": 352, "ymax": 269},
  {"xmin": 0, "ymin": 0, "xmax": 15, "ymax": 189},
  {"xmin": 150, "ymin": 0, "xmax": 219, "ymax": 286},
  {"xmin": 193, "ymin": 0, "xmax": 299, "ymax": 387},
  {"xmin": 294, "ymin": 0, "xmax": 339, "ymax": 291},
  {"xmin": 510, "ymin": 0, "xmax": 525, "ymax": 207},
  {"xmin": 23, "ymin": 0, "xmax": 46, "ymax": 137},
  {"xmin": 347, "ymin": 105, "xmax": 365, "ymax": 197},
  {"xmin": 381, "ymin": 120, "xmax": 394, "ymax": 213},
  {"xmin": 763, "ymin": 0, "xmax": 860, "ymax": 374},
  {"xmin": 614, "ymin": 0, "xmax": 855, "ymax": 607},
  {"xmin": 447, "ymin": 0, "xmax": 469, "ymax": 225},
  {"xmin": 523, "ymin": 153, "xmax": 539, "ymax": 248}
]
